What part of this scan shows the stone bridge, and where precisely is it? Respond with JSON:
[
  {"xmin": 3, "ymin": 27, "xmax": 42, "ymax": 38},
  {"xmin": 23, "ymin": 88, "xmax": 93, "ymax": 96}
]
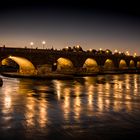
[{"xmin": 0, "ymin": 47, "xmax": 140, "ymax": 74}]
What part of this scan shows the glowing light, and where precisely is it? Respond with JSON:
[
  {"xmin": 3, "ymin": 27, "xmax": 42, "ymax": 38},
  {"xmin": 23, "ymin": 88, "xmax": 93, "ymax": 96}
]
[
  {"xmin": 76, "ymin": 45, "xmax": 80, "ymax": 48},
  {"xmin": 42, "ymin": 41, "xmax": 46, "ymax": 45},
  {"xmin": 83, "ymin": 58, "xmax": 99, "ymax": 72},
  {"xmin": 7, "ymin": 56, "xmax": 36, "ymax": 74},
  {"xmin": 119, "ymin": 59, "xmax": 127, "ymax": 69},
  {"xmin": 133, "ymin": 52, "xmax": 137, "ymax": 57},
  {"xmin": 89, "ymin": 48, "xmax": 92, "ymax": 52},
  {"xmin": 99, "ymin": 48, "xmax": 102, "ymax": 51},
  {"xmin": 57, "ymin": 57, "xmax": 73, "ymax": 70},
  {"xmin": 104, "ymin": 59, "xmax": 114, "ymax": 69},
  {"xmin": 30, "ymin": 42, "xmax": 34, "ymax": 49},
  {"xmin": 106, "ymin": 50, "xmax": 109, "ymax": 53},
  {"xmin": 30, "ymin": 42, "xmax": 34, "ymax": 46},
  {"xmin": 126, "ymin": 51, "xmax": 130, "ymax": 56},
  {"xmin": 129, "ymin": 60, "xmax": 135, "ymax": 68},
  {"xmin": 114, "ymin": 49, "xmax": 118, "ymax": 53},
  {"xmin": 65, "ymin": 46, "xmax": 68, "ymax": 49},
  {"xmin": 42, "ymin": 41, "xmax": 46, "ymax": 49}
]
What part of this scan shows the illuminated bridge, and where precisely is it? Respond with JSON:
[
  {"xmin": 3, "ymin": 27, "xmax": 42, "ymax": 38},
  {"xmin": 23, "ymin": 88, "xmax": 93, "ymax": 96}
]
[{"xmin": 0, "ymin": 46, "xmax": 140, "ymax": 75}]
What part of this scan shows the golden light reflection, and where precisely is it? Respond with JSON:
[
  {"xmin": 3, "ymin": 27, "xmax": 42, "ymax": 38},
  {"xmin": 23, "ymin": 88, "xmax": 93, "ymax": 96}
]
[
  {"xmin": 113, "ymin": 101, "xmax": 121, "ymax": 112},
  {"xmin": 73, "ymin": 84, "xmax": 81, "ymax": 121},
  {"xmin": 98, "ymin": 83, "xmax": 103, "ymax": 93},
  {"xmin": 63, "ymin": 88, "xmax": 71, "ymax": 120},
  {"xmin": 118, "ymin": 81, "xmax": 123, "ymax": 90},
  {"xmin": 4, "ymin": 96, "xmax": 11, "ymax": 109},
  {"xmin": 74, "ymin": 84, "xmax": 81, "ymax": 97},
  {"xmin": 98, "ymin": 95, "xmax": 103, "ymax": 112},
  {"xmin": 38, "ymin": 100, "xmax": 48, "ymax": 128},
  {"xmin": 105, "ymin": 99, "xmax": 110, "ymax": 110},
  {"xmin": 26, "ymin": 98, "xmax": 35, "ymax": 127},
  {"xmin": 74, "ymin": 96, "xmax": 81, "ymax": 120},
  {"xmin": 54, "ymin": 80, "xmax": 62, "ymax": 100},
  {"xmin": 134, "ymin": 75, "xmax": 138, "ymax": 93},
  {"xmin": 125, "ymin": 75, "xmax": 130, "ymax": 90},
  {"xmin": 1, "ymin": 81, "xmax": 15, "ymax": 114},
  {"xmin": 2, "ymin": 72, "xmax": 140, "ymax": 134},
  {"xmin": 87, "ymin": 85, "xmax": 94, "ymax": 109}
]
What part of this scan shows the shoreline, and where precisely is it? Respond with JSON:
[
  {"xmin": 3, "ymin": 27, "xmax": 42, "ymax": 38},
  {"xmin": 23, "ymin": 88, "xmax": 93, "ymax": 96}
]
[{"xmin": 1, "ymin": 69, "xmax": 140, "ymax": 80}]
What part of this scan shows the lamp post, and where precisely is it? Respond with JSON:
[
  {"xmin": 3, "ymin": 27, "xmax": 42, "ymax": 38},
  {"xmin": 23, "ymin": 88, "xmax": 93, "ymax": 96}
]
[
  {"xmin": 126, "ymin": 51, "xmax": 129, "ymax": 56},
  {"xmin": 114, "ymin": 49, "xmax": 118, "ymax": 53},
  {"xmin": 134, "ymin": 52, "xmax": 137, "ymax": 57},
  {"xmin": 42, "ymin": 41, "xmax": 46, "ymax": 49},
  {"xmin": 30, "ymin": 42, "xmax": 34, "ymax": 49}
]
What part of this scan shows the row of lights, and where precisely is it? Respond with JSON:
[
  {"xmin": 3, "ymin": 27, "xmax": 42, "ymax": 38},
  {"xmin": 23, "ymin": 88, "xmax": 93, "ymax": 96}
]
[
  {"xmin": 30, "ymin": 41, "xmax": 46, "ymax": 49},
  {"xmin": 89, "ymin": 48, "xmax": 137, "ymax": 57},
  {"xmin": 30, "ymin": 42, "xmax": 137, "ymax": 57}
]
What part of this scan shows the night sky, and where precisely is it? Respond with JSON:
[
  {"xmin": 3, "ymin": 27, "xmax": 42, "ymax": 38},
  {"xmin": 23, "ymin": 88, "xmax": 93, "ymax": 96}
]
[{"xmin": 0, "ymin": 1, "xmax": 140, "ymax": 55}]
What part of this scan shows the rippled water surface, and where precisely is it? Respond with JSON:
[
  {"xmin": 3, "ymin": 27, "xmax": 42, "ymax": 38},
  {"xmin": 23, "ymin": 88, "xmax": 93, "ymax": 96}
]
[{"xmin": 1, "ymin": 74, "xmax": 140, "ymax": 140}]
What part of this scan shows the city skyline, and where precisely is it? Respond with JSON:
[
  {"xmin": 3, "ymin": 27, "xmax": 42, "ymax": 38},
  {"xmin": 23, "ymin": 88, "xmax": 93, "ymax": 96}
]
[{"xmin": 0, "ymin": 1, "xmax": 140, "ymax": 55}]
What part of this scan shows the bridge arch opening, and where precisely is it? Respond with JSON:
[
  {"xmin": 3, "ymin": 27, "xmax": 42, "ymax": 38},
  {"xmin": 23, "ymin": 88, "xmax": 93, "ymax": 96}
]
[
  {"xmin": 1, "ymin": 58, "xmax": 19, "ymax": 72},
  {"xmin": 83, "ymin": 58, "xmax": 99, "ymax": 72},
  {"xmin": 104, "ymin": 59, "xmax": 114, "ymax": 70},
  {"xmin": 56, "ymin": 57, "xmax": 73, "ymax": 71},
  {"xmin": 119, "ymin": 59, "xmax": 127, "ymax": 69},
  {"xmin": 137, "ymin": 61, "xmax": 140, "ymax": 68},
  {"xmin": 129, "ymin": 60, "xmax": 135, "ymax": 68},
  {"xmin": 1, "ymin": 56, "xmax": 36, "ymax": 74}
]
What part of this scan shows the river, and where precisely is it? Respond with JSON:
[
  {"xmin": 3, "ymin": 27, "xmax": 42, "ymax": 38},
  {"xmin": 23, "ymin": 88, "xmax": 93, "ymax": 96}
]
[{"xmin": 0, "ymin": 74, "xmax": 140, "ymax": 140}]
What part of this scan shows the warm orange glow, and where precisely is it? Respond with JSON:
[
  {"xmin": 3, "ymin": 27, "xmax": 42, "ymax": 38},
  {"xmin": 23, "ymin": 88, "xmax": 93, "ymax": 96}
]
[
  {"xmin": 42, "ymin": 41, "xmax": 46, "ymax": 45},
  {"xmin": 30, "ymin": 42, "xmax": 34, "ymax": 46},
  {"xmin": 57, "ymin": 57, "xmax": 73, "ymax": 71},
  {"xmin": 126, "ymin": 51, "xmax": 130, "ymax": 56},
  {"xmin": 133, "ymin": 52, "xmax": 137, "ymax": 57},
  {"xmin": 83, "ymin": 58, "xmax": 99, "ymax": 72},
  {"xmin": 119, "ymin": 59, "xmax": 127, "ymax": 69},
  {"xmin": 129, "ymin": 60, "xmax": 135, "ymax": 68},
  {"xmin": 104, "ymin": 59, "xmax": 114, "ymax": 70},
  {"xmin": 8, "ymin": 56, "xmax": 36, "ymax": 74}
]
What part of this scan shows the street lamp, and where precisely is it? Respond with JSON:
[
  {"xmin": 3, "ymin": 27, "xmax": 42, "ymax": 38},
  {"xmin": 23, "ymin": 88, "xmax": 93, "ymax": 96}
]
[
  {"xmin": 30, "ymin": 42, "xmax": 34, "ymax": 49},
  {"xmin": 134, "ymin": 52, "xmax": 137, "ymax": 57},
  {"xmin": 126, "ymin": 51, "xmax": 129, "ymax": 56},
  {"xmin": 42, "ymin": 41, "xmax": 46, "ymax": 49}
]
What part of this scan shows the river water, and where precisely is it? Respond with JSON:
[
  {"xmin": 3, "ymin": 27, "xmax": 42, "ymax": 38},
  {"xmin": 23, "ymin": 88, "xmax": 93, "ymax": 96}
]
[{"xmin": 0, "ymin": 74, "xmax": 140, "ymax": 140}]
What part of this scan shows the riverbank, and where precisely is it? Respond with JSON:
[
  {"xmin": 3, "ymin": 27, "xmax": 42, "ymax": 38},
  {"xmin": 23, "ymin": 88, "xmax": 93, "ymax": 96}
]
[
  {"xmin": 0, "ymin": 72, "xmax": 74, "ymax": 80},
  {"xmin": 1, "ymin": 69, "xmax": 140, "ymax": 80}
]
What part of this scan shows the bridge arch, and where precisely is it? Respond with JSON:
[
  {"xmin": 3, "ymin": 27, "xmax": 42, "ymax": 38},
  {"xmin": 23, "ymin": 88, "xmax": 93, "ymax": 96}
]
[
  {"xmin": 1, "ymin": 56, "xmax": 36, "ymax": 74},
  {"xmin": 137, "ymin": 61, "xmax": 140, "ymax": 68},
  {"xmin": 129, "ymin": 60, "xmax": 135, "ymax": 68},
  {"xmin": 103, "ymin": 59, "xmax": 114, "ymax": 70},
  {"xmin": 56, "ymin": 57, "xmax": 73, "ymax": 71},
  {"xmin": 83, "ymin": 58, "xmax": 99, "ymax": 72},
  {"xmin": 119, "ymin": 59, "xmax": 127, "ymax": 69}
]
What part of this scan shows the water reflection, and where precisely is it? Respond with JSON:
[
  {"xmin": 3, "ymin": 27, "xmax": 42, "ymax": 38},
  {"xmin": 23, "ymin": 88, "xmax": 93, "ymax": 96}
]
[{"xmin": 1, "ymin": 74, "xmax": 140, "ymax": 138}]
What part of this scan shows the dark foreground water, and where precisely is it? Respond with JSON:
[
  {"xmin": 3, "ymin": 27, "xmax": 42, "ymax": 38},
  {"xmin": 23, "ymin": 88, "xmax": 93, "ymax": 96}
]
[{"xmin": 0, "ymin": 74, "xmax": 140, "ymax": 140}]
